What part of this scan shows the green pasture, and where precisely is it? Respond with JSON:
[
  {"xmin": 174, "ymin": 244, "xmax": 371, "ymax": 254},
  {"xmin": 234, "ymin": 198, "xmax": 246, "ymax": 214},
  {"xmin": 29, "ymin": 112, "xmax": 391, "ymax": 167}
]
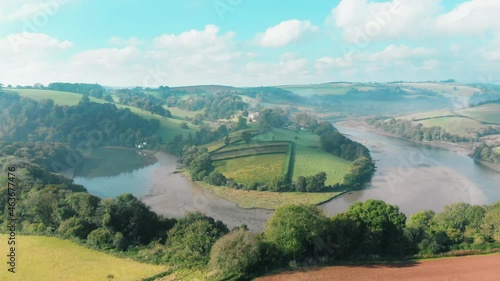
[
  {"xmin": 0, "ymin": 235, "xmax": 168, "ymax": 281},
  {"xmin": 458, "ymin": 104, "xmax": 500, "ymax": 124},
  {"xmin": 214, "ymin": 153, "xmax": 286, "ymax": 185},
  {"xmin": 164, "ymin": 106, "xmax": 203, "ymax": 120},
  {"xmin": 253, "ymin": 128, "xmax": 352, "ymax": 185},
  {"xmin": 418, "ymin": 117, "xmax": 484, "ymax": 136}
]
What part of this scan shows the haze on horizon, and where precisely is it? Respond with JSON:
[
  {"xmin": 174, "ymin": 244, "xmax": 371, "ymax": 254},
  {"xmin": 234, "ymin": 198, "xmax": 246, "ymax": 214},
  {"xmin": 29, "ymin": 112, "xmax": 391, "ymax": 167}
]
[{"xmin": 1, "ymin": 0, "xmax": 500, "ymax": 87}]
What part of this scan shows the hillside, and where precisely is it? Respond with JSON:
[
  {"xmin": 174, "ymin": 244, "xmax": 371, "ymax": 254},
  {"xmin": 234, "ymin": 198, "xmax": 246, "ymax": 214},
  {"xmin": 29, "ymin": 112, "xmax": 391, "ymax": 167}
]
[
  {"xmin": 7, "ymin": 88, "xmax": 197, "ymax": 143},
  {"xmin": 0, "ymin": 235, "xmax": 168, "ymax": 281}
]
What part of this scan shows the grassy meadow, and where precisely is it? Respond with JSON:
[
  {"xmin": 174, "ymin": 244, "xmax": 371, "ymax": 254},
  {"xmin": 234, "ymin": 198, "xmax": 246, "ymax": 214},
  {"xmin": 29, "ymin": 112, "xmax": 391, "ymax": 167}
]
[
  {"xmin": 164, "ymin": 105, "xmax": 203, "ymax": 120},
  {"xmin": 9, "ymin": 88, "xmax": 197, "ymax": 143},
  {"xmin": 418, "ymin": 117, "xmax": 484, "ymax": 136},
  {"xmin": 458, "ymin": 104, "xmax": 500, "ymax": 124},
  {"xmin": 214, "ymin": 154, "xmax": 286, "ymax": 185},
  {"xmin": 397, "ymin": 103, "xmax": 500, "ymax": 137},
  {"xmin": 0, "ymin": 235, "xmax": 168, "ymax": 281},
  {"xmin": 279, "ymin": 83, "xmax": 375, "ymax": 96},
  {"xmin": 253, "ymin": 128, "xmax": 352, "ymax": 185},
  {"xmin": 8, "ymin": 88, "xmax": 105, "ymax": 105}
]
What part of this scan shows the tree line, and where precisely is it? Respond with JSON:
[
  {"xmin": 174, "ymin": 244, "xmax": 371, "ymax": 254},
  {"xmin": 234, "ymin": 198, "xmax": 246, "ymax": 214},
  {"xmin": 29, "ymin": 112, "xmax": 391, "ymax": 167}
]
[
  {"xmin": 47, "ymin": 82, "xmax": 106, "ymax": 99},
  {"xmin": 1, "ymin": 160, "xmax": 498, "ymax": 281},
  {"xmin": 367, "ymin": 117, "xmax": 474, "ymax": 142}
]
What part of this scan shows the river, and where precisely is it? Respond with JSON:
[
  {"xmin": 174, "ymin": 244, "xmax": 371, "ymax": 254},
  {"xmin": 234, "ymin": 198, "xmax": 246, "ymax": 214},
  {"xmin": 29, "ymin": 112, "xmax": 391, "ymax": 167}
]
[{"xmin": 74, "ymin": 125, "xmax": 500, "ymax": 232}]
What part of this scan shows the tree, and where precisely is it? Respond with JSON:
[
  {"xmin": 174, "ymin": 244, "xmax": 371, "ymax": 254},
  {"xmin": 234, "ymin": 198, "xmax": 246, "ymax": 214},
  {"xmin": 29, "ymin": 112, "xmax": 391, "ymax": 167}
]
[
  {"xmin": 210, "ymin": 228, "xmax": 261, "ymax": 277},
  {"xmin": 237, "ymin": 116, "xmax": 247, "ymax": 129},
  {"xmin": 264, "ymin": 204, "xmax": 329, "ymax": 261},
  {"xmin": 180, "ymin": 122, "xmax": 189, "ymax": 129},
  {"xmin": 224, "ymin": 135, "xmax": 230, "ymax": 146},
  {"xmin": 345, "ymin": 200, "xmax": 407, "ymax": 256},
  {"xmin": 103, "ymin": 94, "xmax": 114, "ymax": 102},
  {"xmin": 206, "ymin": 170, "xmax": 227, "ymax": 186},
  {"xmin": 241, "ymin": 131, "xmax": 252, "ymax": 144},
  {"xmin": 481, "ymin": 202, "xmax": 500, "ymax": 242},
  {"xmin": 80, "ymin": 94, "xmax": 91, "ymax": 103},
  {"xmin": 166, "ymin": 212, "xmax": 229, "ymax": 267}
]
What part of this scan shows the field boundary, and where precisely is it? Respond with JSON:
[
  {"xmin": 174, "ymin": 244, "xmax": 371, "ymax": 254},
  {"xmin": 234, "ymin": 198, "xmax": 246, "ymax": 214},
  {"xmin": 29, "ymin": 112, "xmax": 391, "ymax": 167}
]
[
  {"xmin": 210, "ymin": 141, "xmax": 291, "ymax": 161},
  {"xmin": 282, "ymin": 142, "xmax": 295, "ymax": 181}
]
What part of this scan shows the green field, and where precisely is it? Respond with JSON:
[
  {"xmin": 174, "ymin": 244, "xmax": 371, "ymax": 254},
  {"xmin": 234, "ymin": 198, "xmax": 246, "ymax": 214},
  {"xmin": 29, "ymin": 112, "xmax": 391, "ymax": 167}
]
[
  {"xmin": 419, "ymin": 117, "xmax": 484, "ymax": 136},
  {"xmin": 253, "ymin": 128, "xmax": 352, "ymax": 185},
  {"xmin": 398, "ymin": 103, "xmax": 500, "ymax": 137},
  {"xmin": 458, "ymin": 104, "xmax": 500, "ymax": 124},
  {"xmin": 210, "ymin": 143, "xmax": 289, "ymax": 161},
  {"xmin": 8, "ymin": 89, "xmax": 105, "ymax": 105},
  {"xmin": 210, "ymin": 128, "xmax": 352, "ymax": 187},
  {"xmin": 279, "ymin": 83, "xmax": 375, "ymax": 96},
  {"xmin": 10, "ymin": 88, "xmax": 197, "ymax": 142},
  {"xmin": 0, "ymin": 235, "xmax": 168, "ymax": 281},
  {"xmin": 214, "ymin": 153, "xmax": 286, "ymax": 185},
  {"xmin": 165, "ymin": 106, "xmax": 203, "ymax": 120}
]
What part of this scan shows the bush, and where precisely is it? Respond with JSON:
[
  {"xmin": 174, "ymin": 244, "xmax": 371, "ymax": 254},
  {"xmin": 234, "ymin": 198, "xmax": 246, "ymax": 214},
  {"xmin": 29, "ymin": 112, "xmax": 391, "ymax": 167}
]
[
  {"xmin": 205, "ymin": 170, "xmax": 227, "ymax": 186},
  {"xmin": 210, "ymin": 228, "xmax": 261, "ymax": 277},
  {"xmin": 165, "ymin": 212, "xmax": 229, "ymax": 267},
  {"xmin": 87, "ymin": 228, "xmax": 113, "ymax": 249}
]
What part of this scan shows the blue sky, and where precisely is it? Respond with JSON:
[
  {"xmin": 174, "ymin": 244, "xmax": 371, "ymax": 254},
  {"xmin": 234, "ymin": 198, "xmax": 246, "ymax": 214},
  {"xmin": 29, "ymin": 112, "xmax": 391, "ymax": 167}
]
[{"xmin": 0, "ymin": 0, "xmax": 499, "ymax": 87}]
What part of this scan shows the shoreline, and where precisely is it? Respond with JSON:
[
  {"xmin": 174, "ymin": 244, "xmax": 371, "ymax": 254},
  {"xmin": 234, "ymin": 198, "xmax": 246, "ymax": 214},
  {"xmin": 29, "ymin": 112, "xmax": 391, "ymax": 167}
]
[{"xmin": 337, "ymin": 119, "xmax": 500, "ymax": 174}]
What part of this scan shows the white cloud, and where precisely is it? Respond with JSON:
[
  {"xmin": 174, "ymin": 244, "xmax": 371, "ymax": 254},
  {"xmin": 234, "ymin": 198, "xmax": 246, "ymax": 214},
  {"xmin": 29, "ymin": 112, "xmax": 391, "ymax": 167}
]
[
  {"xmin": 329, "ymin": 0, "xmax": 500, "ymax": 43},
  {"xmin": 435, "ymin": 0, "xmax": 500, "ymax": 36},
  {"xmin": 0, "ymin": 0, "xmax": 69, "ymax": 22},
  {"xmin": 256, "ymin": 19, "xmax": 318, "ymax": 48},
  {"xmin": 153, "ymin": 24, "xmax": 234, "ymax": 50}
]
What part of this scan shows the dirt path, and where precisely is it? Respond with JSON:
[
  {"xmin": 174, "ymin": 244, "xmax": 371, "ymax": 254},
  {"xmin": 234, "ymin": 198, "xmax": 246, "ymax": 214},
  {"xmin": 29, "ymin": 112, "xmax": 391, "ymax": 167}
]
[{"xmin": 256, "ymin": 254, "xmax": 500, "ymax": 281}]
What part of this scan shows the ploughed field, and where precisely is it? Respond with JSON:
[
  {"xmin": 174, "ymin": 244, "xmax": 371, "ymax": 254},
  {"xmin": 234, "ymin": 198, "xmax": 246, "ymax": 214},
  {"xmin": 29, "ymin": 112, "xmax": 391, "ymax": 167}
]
[{"xmin": 257, "ymin": 254, "xmax": 500, "ymax": 281}]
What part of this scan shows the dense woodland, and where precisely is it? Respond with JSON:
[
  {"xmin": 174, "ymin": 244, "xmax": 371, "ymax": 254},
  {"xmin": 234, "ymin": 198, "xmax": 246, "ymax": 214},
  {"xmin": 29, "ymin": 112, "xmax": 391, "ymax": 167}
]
[
  {"xmin": 1, "ymin": 161, "xmax": 499, "ymax": 280},
  {"xmin": 115, "ymin": 88, "xmax": 172, "ymax": 117},
  {"xmin": 0, "ymin": 91, "xmax": 162, "ymax": 148},
  {"xmin": 47, "ymin": 83, "xmax": 106, "ymax": 99},
  {"xmin": 0, "ymin": 142, "xmax": 80, "ymax": 173}
]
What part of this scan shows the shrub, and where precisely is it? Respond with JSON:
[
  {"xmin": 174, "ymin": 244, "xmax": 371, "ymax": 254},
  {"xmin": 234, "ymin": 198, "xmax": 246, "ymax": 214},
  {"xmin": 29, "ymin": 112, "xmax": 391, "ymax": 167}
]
[
  {"xmin": 165, "ymin": 212, "xmax": 229, "ymax": 267},
  {"xmin": 87, "ymin": 228, "xmax": 113, "ymax": 249},
  {"xmin": 210, "ymin": 228, "xmax": 261, "ymax": 277}
]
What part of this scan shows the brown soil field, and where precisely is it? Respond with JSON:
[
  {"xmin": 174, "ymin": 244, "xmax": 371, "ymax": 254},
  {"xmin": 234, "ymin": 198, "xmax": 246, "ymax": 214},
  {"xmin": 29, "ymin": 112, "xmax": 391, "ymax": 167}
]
[{"xmin": 256, "ymin": 254, "xmax": 500, "ymax": 281}]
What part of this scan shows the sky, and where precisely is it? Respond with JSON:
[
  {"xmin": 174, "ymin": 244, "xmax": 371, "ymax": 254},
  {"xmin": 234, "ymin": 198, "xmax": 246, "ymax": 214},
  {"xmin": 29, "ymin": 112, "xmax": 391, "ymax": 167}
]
[{"xmin": 0, "ymin": 0, "xmax": 499, "ymax": 87}]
